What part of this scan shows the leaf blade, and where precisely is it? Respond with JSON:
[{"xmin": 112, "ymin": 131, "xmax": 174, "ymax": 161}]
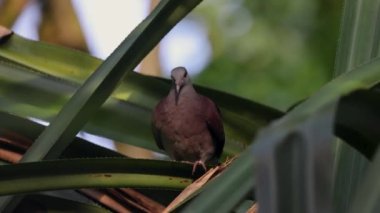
[
  {"xmin": 0, "ymin": 158, "xmax": 193, "ymax": 196},
  {"xmin": 0, "ymin": 32, "xmax": 283, "ymax": 156},
  {"xmin": 21, "ymin": 0, "xmax": 202, "ymax": 161},
  {"xmin": 332, "ymin": 0, "xmax": 380, "ymax": 212}
]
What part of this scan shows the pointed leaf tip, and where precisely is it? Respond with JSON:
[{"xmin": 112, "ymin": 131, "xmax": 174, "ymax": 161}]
[{"xmin": 0, "ymin": 26, "xmax": 13, "ymax": 43}]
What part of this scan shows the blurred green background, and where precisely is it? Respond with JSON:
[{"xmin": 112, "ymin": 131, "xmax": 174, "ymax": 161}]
[
  {"xmin": 194, "ymin": 0, "xmax": 342, "ymax": 110},
  {"xmin": 0, "ymin": 0, "xmax": 343, "ymax": 111}
]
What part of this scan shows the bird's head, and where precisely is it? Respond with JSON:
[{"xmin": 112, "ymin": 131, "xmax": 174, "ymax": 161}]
[{"xmin": 171, "ymin": 66, "xmax": 191, "ymax": 104}]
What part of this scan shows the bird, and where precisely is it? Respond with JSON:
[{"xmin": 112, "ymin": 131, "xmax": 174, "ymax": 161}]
[{"xmin": 152, "ymin": 66, "xmax": 225, "ymax": 174}]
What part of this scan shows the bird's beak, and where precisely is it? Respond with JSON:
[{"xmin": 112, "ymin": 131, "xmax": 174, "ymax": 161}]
[{"xmin": 175, "ymin": 84, "xmax": 181, "ymax": 105}]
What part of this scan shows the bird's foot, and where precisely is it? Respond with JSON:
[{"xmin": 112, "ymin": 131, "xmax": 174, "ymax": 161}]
[{"xmin": 192, "ymin": 160, "xmax": 207, "ymax": 175}]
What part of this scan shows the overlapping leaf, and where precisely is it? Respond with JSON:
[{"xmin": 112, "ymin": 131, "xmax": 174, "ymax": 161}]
[
  {"xmin": 333, "ymin": 0, "xmax": 380, "ymax": 211},
  {"xmin": 0, "ymin": 158, "xmax": 192, "ymax": 196},
  {"xmin": 0, "ymin": 0, "xmax": 204, "ymax": 210},
  {"xmin": 0, "ymin": 33, "xmax": 282, "ymax": 156},
  {"xmin": 182, "ymin": 56, "xmax": 380, "ymax": 212}
]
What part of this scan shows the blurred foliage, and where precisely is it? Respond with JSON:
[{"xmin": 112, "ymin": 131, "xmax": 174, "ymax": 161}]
[
  {"xmin": 38, "ymin": 0, "xmax": 88, "ymax": 51},
  {"xmin": 193, "ymin": 0, "xmax": 343, "ymax": 110},
  {"xmin": 0, "ymin": 0, "xmax": 380, "ymax": 212},
  {"xmin": 0, "ymin": 0, "xmax": 343, "ymax": 110},
  {"xmin": 0, "ymin": 0, "xmax": 88, "ymax": 51}
]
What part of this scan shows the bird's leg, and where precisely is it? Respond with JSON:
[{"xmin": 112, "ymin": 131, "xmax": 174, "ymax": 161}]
[{"xmin": 192, "ymin": 160, "xmax": 207, "ymax": 175}]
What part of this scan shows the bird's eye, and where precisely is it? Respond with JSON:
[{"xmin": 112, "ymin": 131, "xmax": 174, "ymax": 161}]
[{"xmin": 184, "ymin": 71, "xmax": 187, "ymax": 78}]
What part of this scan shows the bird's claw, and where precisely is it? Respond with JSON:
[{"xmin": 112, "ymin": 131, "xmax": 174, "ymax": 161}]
[{"xmin": 192, "ymin": 161, "xmax": 207, "ymax": 175}]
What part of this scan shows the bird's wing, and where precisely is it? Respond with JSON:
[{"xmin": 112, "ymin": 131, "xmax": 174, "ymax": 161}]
[
  {"xmin": 152, "ymin": 101, "xmax": 165, "ymax": 150},
  {"xmin": 151, "ymin": 122, "xmax": 164, "ymax": 150},
  {"xmin": 203, "ymin": 97, "xmax": 225, "ymax": 158}
]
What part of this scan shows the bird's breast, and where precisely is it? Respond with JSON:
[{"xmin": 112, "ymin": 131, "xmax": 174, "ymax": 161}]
[
  {"xmin": 168, "ymin": 109, "xmax": 204, "ymax": 135},
  {"xmin": 154, "ymin": 92, "xmax": 219, "ymax": 163}
]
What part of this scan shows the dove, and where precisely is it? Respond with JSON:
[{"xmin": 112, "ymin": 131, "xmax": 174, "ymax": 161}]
[{"xmin": 152, "ymin": 67, "xmax": 225, "ymax": 174}]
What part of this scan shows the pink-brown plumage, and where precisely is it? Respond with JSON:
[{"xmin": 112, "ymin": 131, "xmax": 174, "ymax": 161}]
[{"xmin": 152, "ymin": 67, "xmax": 224, "ymax": 174}]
